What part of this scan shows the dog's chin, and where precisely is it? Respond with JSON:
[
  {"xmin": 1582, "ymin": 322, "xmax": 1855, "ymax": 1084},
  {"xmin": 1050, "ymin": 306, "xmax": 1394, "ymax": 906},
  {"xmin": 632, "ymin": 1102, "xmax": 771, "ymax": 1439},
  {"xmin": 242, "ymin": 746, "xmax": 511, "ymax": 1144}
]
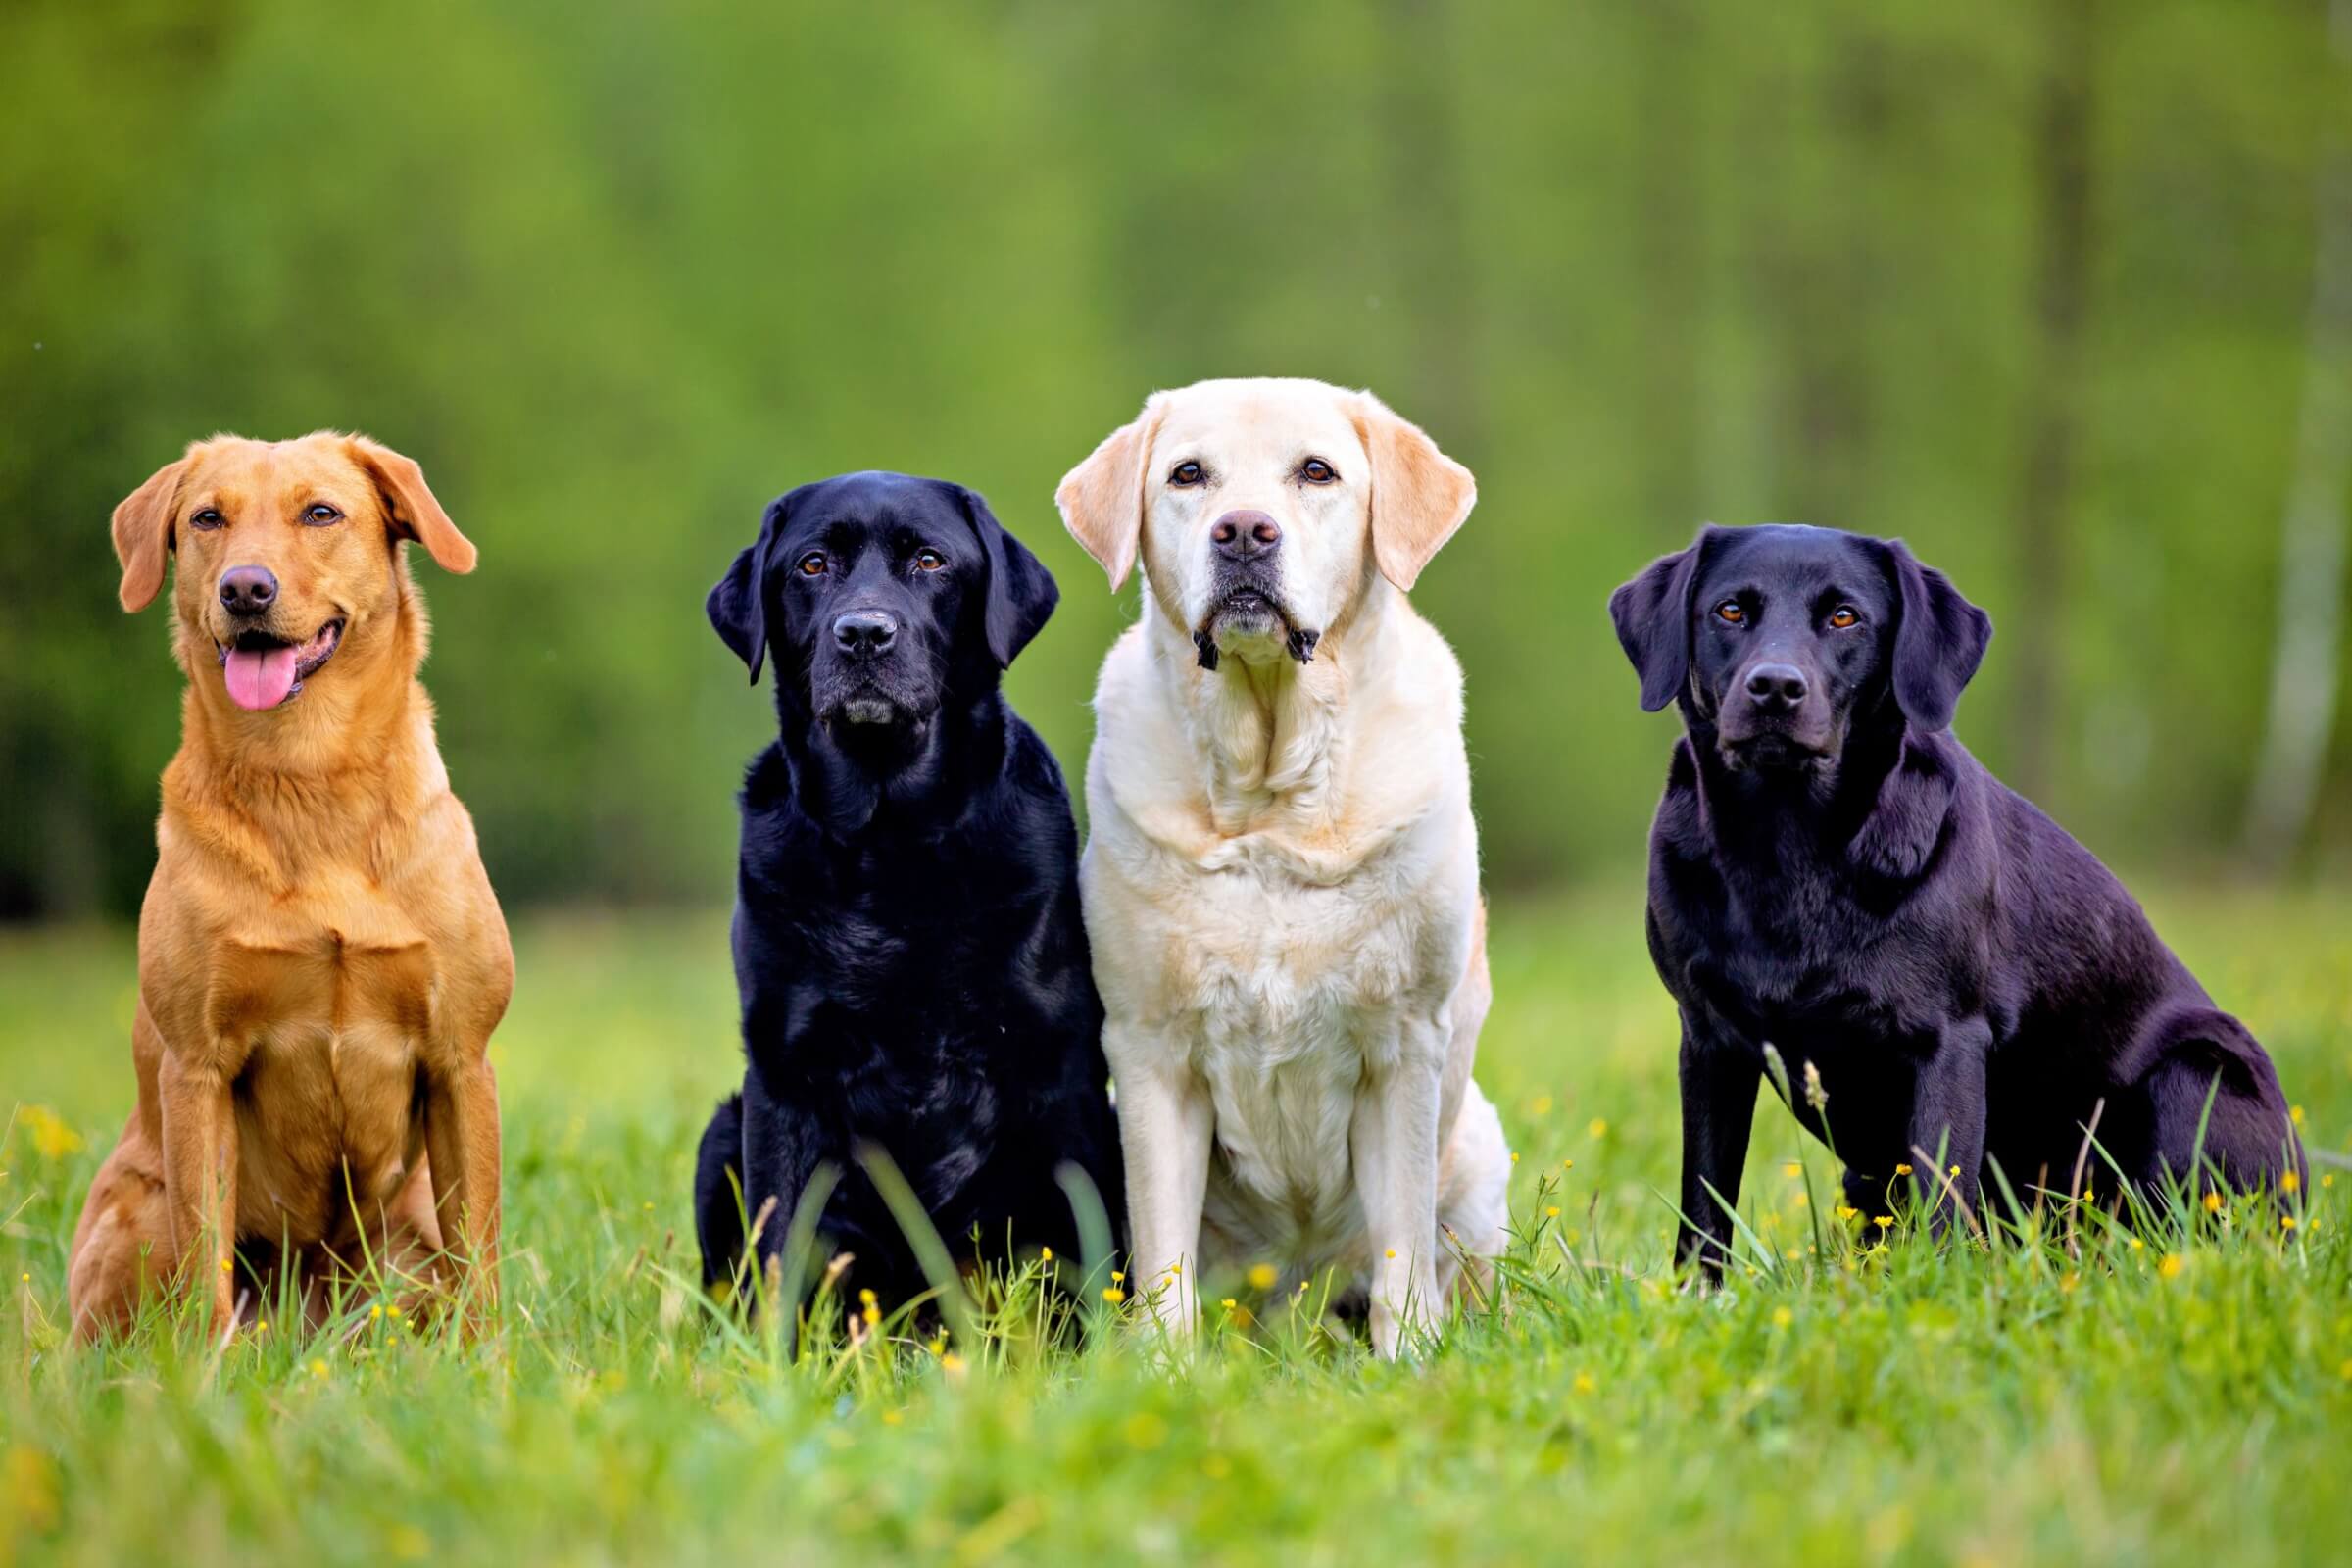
[
  {"xmin": 812, "ymin": 685, "xmax": 933, "ymax": 737},
  {"xmin": 1193, "ymin": 588, "xmax": 1321, "ymax": 671},
  {"xmin": 1718, "ymin": 729, "xmax": 1836, "ymax": 774}
]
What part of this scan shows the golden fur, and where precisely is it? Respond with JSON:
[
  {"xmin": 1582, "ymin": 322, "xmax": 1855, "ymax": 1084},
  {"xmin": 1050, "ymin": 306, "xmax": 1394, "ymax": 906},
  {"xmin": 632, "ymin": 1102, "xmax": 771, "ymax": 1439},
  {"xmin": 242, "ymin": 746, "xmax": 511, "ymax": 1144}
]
[{"xmin": 68, "ymin": 432, "xmax": 510, "ymax": 1340}]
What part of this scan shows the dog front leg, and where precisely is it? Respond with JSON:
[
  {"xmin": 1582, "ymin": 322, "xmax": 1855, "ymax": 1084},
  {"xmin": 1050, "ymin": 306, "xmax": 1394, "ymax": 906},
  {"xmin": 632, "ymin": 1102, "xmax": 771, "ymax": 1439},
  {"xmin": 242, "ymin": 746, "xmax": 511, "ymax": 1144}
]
[
  {"xmin": 158, "ymin": 1050, "xmax": 238, "ymax": 1329},
  {"xmin": 1675, "ymin": 1012, "xmax": 1759, "ymax": 1282},
  {"xmin": 1108, "ymin": 1035, "xmax": 1211, "ymax": 1339},
  {"xmin": 1908, "ymin": 1018, "xmax": 1990, "ymax": 1233},
  {"xmin": 424, "ymin": 1054, "xmax": 502, "ymax": 1328},
  {"xmin": 1353, "ymin": 1032, "xmax": 1446, "ymax": 1359}
]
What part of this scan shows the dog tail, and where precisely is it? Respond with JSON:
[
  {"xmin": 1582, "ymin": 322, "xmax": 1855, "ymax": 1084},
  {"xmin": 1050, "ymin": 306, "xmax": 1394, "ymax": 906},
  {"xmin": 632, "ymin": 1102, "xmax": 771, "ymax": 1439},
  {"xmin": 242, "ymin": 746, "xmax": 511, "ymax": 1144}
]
[{"xmin": 693, "ymin": 1093, "xmax": 748, "ymax": 1291}]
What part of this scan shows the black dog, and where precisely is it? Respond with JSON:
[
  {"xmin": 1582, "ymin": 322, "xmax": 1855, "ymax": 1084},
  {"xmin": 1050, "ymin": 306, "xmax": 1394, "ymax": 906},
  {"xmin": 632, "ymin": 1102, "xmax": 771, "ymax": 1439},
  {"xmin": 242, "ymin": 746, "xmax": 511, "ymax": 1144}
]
[
  {"xmin": 694, "ymin": 471, "xmax": 1123, "ymax": 1313},
  {"xmin": 1610, "ymin": 524, "xmax": 2302, "ymax": 1275}
]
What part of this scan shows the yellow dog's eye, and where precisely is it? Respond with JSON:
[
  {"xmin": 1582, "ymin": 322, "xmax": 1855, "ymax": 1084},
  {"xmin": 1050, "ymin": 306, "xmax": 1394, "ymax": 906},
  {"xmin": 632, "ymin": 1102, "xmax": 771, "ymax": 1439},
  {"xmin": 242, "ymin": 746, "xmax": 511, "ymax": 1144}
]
[
  {"xmin": 1715, "ymin": 601, "xmax": 1744, "ymax": 625},
  {"xmin": 1828, "ymin": 606, "xmax": 1860, "ymax": 629},
  {"xmin": 190, "ymin": 508, "xmax": 224, "ymax": 531},
  {"xmin": 798, "ymin": 553, "xmax": 827, "ymax": 576},
  {"xmin": 304, "ymin": 504, "xmax": 342, "ymax": 526},
  {"xmin": 1168, "ymin": 461, "xmax": 1204, "ymax": 486},
  {"xmin": 913, "ymin": 548, "xmax": 945, "ymax": 572},
  {"xmin": 1300, "ymin": 458, "xmax": 1338, "ymax": 484}
]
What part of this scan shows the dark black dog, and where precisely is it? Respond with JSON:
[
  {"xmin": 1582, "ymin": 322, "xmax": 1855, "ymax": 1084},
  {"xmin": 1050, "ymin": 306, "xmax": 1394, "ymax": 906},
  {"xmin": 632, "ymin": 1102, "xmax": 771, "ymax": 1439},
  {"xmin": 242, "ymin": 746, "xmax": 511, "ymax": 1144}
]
[
  {"xmin": 1610, "ymin": 523, "xmax": 2302, "ymax": 1275},
  {"xmin": 694, "ymin": 470, "xmax": 1123, "ymax": 1312}
]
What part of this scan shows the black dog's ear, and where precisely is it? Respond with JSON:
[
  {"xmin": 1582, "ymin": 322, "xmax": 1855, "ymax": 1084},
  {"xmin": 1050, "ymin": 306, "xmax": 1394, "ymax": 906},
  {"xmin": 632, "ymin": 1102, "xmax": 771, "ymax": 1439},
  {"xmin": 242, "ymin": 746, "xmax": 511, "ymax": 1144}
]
[
  {"xmin": 1884, "ymin": 537, "xmax": 1993, "ymax": 733},
  {"xmin": 709, "ymin": 496, "xmax": 786, "ymax": 684},
  {"xmin": 955, "ymin": 483, "xmax": 1058, "ymax": 668},
  {"xmin": 1609, "ymin": 532, "xmax": 1710, "ymax": 712}
]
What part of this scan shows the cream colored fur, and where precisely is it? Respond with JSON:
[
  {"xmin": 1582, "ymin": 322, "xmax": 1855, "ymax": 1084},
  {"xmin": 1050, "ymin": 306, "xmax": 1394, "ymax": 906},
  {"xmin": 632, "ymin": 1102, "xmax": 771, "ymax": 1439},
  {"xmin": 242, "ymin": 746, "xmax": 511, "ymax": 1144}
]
[{"xmin": 1055, "ymin": 377, "xmax": 1507, "ymax": 1358}]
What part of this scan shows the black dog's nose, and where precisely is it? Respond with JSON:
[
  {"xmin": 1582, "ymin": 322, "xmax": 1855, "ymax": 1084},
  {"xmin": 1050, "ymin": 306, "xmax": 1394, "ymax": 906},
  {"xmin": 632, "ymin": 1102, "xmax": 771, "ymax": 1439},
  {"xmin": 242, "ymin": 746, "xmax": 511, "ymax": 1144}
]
[
  {"xmin": 1745, "ymin": 662, "xmax": 1808, "ymax": 709},
  {"xmin": 218, "ymin": 565, "xmax": 278, "ymax": 617},
  {"xmin": 1210, "ymin": 510, "xmax": 1282, "ymax": 561},
  {"xmin": 833, "ymin": 609, "xmax": 898, "ymax": 656}
]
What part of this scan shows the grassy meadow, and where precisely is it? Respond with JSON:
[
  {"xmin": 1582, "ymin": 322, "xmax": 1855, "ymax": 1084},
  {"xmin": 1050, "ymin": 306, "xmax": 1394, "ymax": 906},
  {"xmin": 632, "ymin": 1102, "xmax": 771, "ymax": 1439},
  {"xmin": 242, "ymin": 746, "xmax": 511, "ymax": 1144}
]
[{"xmin": 1, "ymin": 885, "xmax": 2348, "ymax": 1566}]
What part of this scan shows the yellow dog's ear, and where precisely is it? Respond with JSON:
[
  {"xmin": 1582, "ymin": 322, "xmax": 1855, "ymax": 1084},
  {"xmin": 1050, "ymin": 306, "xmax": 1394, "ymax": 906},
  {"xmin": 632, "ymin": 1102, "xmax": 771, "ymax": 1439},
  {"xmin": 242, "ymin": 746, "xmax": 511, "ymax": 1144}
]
[
  {"xmin": 1055, "ymin": 396, "xmax": 1164, "ymax": 591},
  {"xmin": 1352, "ymin": 392, "xmax": 1476, "ymax": 592},
  {"xmin": 112, "ymin": 451, "xmax": 192, "ymax": 612},
  {"xmin": 347, "ymin": 434, "xmax": 476, "ymax": 573}
]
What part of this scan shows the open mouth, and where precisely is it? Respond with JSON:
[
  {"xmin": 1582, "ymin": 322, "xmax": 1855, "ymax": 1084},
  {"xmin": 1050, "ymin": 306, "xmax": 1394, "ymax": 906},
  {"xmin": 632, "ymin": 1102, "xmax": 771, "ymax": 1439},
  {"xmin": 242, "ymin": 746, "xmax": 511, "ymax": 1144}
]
[
  {"xmin": 1195, "ymin": 587, "xmax": 1321, "ymax": 671},
  {"xmin": 215, "ymin": 619, "xmax": 343, "ymax": 711}
]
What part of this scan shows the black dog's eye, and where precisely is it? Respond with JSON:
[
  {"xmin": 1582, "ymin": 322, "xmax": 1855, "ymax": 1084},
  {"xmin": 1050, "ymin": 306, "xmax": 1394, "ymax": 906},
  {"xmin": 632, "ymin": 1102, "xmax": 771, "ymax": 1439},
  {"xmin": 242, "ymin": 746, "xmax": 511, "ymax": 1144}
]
[
  {"xmin": 797, "ymin": 552, "xmax": 828, "ymax": 577},
  {"xmin": 1169, "ymin": 461, "xmax": 1204, "ymax": 487},
  {"xmin": 190, "ymin": 508, "xmax": 224, "ymax": 531},
  {"xmin": 1828, "ymin": 605, "xmax": 1861, "ymax": 629},
  {"xmin": 1714, "ymin": 600, "xmax": 1745, "ymax": 625},
  {"xmin": 913, "ymin": 548, "xmax": 945, "ymax": 572},
  {"xmin": 303, "ymin": 503, "xmax": 342, "ymax": 526},
  {"xmin": 1299, "ymin": 458, "xmax": 1338, "ymax": 485}
]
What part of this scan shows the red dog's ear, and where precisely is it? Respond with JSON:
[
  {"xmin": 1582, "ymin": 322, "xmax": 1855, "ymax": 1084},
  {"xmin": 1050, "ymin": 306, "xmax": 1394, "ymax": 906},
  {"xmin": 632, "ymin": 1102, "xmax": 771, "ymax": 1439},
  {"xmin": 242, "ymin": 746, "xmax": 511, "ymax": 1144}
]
[
  {"xmin": 112, "ymin": 451, "xmax": 192, "ymax": 612},
  {"xmin": 347, "ymin": 434, "xmax": 476, "ymax": 573},
  {"xmin": 1055, "ymin": 395, "xmax": 1164, "ymax": 592},
  {"xmin": 1352, "ymin": 391, "xmax": 1476, "ymax": 592}
]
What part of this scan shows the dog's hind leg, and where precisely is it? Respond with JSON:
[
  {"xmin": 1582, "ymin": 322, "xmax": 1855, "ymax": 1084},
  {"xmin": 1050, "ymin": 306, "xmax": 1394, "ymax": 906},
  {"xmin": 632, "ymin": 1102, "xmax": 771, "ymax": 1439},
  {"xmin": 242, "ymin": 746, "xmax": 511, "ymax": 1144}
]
[
  {"xmin": 1436, "ymin": 1080, "xmax": 1510, "ymax": 1308},
  {"xmin": 66, "ymin": 1123, "xmax": 174, "ymax": 1342},
  {"xmin": 2124, "ymin": 1006, "xmax": 2304, "ymax": 1198},
  {"xmin": 694, "ymin": 1094, "xmax": 749, "ymax": 1295}
]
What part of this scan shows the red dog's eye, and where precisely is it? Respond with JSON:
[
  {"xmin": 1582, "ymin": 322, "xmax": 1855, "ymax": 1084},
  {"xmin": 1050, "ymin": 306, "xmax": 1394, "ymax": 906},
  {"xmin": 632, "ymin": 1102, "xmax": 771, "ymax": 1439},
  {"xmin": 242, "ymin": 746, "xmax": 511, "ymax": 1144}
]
[{"xmin": 1715, "ymin": 601, "xmax": 1744, "ymax": 625}]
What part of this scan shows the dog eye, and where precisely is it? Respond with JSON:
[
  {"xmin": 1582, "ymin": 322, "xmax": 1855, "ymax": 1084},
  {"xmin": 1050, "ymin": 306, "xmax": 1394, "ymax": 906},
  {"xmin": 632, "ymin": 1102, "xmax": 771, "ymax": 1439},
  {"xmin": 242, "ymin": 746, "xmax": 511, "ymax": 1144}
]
[
  {"xmin": 1299, "ymin": 458, "xmax": 1338, "ymax": 485},
  {"xmin": 797, "ymin": 552, "xmax": 828, "ymax": 577},
  {"xmin": 1168, "ymin": 461, "xmax": 1204, "ymax": 487},
  {"xmin": 189, "ymin": 508, "xmax": 224, "ymax": 531},
  {"xmin": 1714, "ymin": 601, "xmax": 1745, "ymax": 625},
  {"xmin": 1828, "ymin": 606, "xmax": 1860, "ymax": 629},
  {"xmin": 913, "ymin": 548, "xmax": 945, "ymax": 572},
  {"xmin": 303, "ymin": 504, "xmax": 342, "ymax": 526}
]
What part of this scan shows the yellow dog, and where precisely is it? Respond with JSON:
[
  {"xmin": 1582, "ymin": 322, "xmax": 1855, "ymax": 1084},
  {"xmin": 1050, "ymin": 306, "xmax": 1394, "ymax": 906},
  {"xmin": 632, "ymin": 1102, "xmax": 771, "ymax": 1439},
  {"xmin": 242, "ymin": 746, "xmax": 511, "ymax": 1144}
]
[{"xmin": 68, "ymin": 432, "xmax": 510, "ymax": 1339}]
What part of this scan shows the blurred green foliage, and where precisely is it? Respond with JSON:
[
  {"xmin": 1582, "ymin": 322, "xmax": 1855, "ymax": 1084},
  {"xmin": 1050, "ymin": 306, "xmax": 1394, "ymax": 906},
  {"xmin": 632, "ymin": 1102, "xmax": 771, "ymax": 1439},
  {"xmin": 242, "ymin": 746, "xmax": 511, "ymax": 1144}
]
[{"xmin": 4, "ymin": 0, "xmax": 2348, "ymax": 915}]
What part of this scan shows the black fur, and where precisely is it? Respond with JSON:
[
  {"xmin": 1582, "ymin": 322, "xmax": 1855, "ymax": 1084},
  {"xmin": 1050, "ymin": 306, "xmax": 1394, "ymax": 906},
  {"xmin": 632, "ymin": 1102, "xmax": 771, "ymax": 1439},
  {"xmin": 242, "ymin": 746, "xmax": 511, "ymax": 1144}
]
[
  {"xmin": 694, "ymin": 470, "xmax": 1123, "ymax": 1312},
  {"xmin": 1610, "ymin": 523, "xmax": 2303, "ymax": 1276}
]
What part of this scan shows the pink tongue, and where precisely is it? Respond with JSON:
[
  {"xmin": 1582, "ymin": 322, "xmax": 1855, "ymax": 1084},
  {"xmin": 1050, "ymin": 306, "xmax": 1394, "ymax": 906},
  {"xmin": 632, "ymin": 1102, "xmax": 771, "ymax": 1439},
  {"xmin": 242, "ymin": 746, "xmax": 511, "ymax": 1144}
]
[{"xmin": 223, "ymin": 645, "xmax": 299, "ymax": 710}]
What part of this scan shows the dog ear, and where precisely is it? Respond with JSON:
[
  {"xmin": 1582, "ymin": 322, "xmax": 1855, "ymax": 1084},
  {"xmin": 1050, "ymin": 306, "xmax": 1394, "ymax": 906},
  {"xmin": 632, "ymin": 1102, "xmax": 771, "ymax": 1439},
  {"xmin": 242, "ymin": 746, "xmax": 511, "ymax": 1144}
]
[
  {"xmin": 1884, "ymin": 538, "xmax": 1993, "ymax": 733},
  {"xmin": 112, "ymin": 450, "xmax": 192, "ymax": 612},
  {"xmin": 1351, "ymin": 391, "xmax": 1477, "ymax": 591},
  {"xmin": 346, "ymin": 435, "xmax": 476, "ymax": 574},
  {"xmin": 1609, "ymin": 534, "xmax": 1709, "ymax": 712},
  {"xmin": 1055, "ymin": 396, "xmax": 1162, "ymax": 591},
  {"xmin": 709, "ymin": 497, "xmax": 786, "ymax": 684},
  {"xmin": 953, "ymin": 484, "xmax": 1058, "ymax": 668}
]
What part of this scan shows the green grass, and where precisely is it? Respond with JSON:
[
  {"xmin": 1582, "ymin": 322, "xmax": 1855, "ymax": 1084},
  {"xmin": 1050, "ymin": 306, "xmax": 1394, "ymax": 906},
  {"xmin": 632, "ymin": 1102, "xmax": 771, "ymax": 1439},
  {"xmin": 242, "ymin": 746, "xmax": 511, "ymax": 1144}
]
[{"xmin": 2, "ymin": 885, "xmax": 2349, "ymax": 1567}]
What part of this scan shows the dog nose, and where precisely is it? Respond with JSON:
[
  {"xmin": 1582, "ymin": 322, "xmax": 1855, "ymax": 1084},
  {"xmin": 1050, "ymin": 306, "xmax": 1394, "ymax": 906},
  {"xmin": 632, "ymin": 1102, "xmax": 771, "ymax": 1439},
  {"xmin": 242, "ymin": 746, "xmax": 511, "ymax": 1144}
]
[
  {"xmin": 1210, "ymin": 510, "xmax": 1282, "ymax": 561},
  {"xmin": 218, "ymin": 565, "xmax": 278, "ymax": 617},
  {"xmin": 832, "ymin": 610, "xmax": 898, "ymax": 656},
  {"xmin": 1745, "ymin": 662, "xmax": 1808, "ymax": 709}
]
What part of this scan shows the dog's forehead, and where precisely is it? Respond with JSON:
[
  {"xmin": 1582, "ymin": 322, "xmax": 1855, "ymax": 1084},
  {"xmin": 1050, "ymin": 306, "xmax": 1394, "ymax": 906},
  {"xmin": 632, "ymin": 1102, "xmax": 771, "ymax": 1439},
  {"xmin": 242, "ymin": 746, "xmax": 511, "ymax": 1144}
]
[
  {"xmin": 1152, "ymin": 380, "xmax": 1364, "ymax": 463},
  {"xmin": 184, "ymin": 436, "xmax": 370, "ymax": 512},
  {"xmin": 788, "ymin": 471, "xmax": 957, "ymax": 532},
  {"xmin": 1704, "ymin": 526, "xmax": 1885, "ymax": 598}
]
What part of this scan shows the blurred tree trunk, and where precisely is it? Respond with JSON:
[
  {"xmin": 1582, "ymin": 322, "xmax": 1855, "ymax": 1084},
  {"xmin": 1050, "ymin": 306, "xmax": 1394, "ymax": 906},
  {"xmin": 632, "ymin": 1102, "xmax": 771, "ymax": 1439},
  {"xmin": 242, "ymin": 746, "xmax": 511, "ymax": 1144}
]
[
  {"xmin": 2243, "ymin": 0, "xmax": 2352, "ymax": 870},
  {"xmin": 2007, "ymin": 0, "xmax": 2095, "ymax": 802}
]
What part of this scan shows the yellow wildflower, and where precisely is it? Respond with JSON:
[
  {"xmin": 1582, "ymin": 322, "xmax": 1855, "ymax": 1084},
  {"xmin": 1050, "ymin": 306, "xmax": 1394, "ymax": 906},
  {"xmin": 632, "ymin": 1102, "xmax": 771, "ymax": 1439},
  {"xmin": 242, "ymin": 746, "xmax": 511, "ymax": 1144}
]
[
  {"xmin": 1772, "ymin": 1306, "xmax": 1793, "ymax": 1328},
  {"xmin": 1836, "ymin": 1205, "xmax": 1859, "ymax": 1222},
  {"xmin": 1783, "ymin": 1162, "xmax": 1802, "ymax": 1179},
  {"xmin": 1248, "ymin": 1263, "xmax": 1278, "ymax": 1291},
  {"xmin": 1588, "ymin": 1118, "xmax": 1608, "ymax": 1140},
  {"xmin": 1220, "ymin": 1298, "xmax": 1238, "ymax": 1311},
  {"xmin": 2289, "ymin": 1104, "xmax": 2305, "ymax": 1127},
  {"xmin": 1562, "ymin": 1158, "xmax": 1575, "ymax": 1171},
  {"xmin": 1572, "ymin": 1371, "xmax": 1596, "ymax": 1396},
  {"xmin": 1873, "ymin": 1216, "xmax": 1893, "ymax": 1230},
  {"xmin": 1893, "ymin": 1163, "xmax": 1913, "ymax": 1177},
  {"xmin": 1102, "ymin": 1286, "xmax": 1126, "ymax": 1303},
  {"xmin": 2282, "ymin": 1215, "xmax": 2299, "ymax": 1232},
  {"xmin": 1544, "ymin": 1206, "xmax": 1561, "ymax": 1219},
  {"xmin": 1040, "ymin": 1246, "xmax": 1054, "ymax": 1262},
  {"xmin": 1385, "ymin": 1248, "xmax": 1397, "ymax": 1258},
  {"xmin": 2283, "ymin": 1171, "xmax": 2301, "ymax": 1194},
  {"xmin": 19, "ymin": 1105, "xmax": 82, "ymax": 1159},
  {"xmin": 2203, "ymin": 1192, "xmax": 2224, "ymax": 1213},
  {"xmin": 310, "ymin": 1359, "xmax": 329, "ymax": 1379},
  {"xmin": 1110, "ymin": 1271, "xmax": 1125, "ymax": 1284},
  {"xmin": 2158, "ymin": 1252, "xmax": 2184, "ymax": 1281}
]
